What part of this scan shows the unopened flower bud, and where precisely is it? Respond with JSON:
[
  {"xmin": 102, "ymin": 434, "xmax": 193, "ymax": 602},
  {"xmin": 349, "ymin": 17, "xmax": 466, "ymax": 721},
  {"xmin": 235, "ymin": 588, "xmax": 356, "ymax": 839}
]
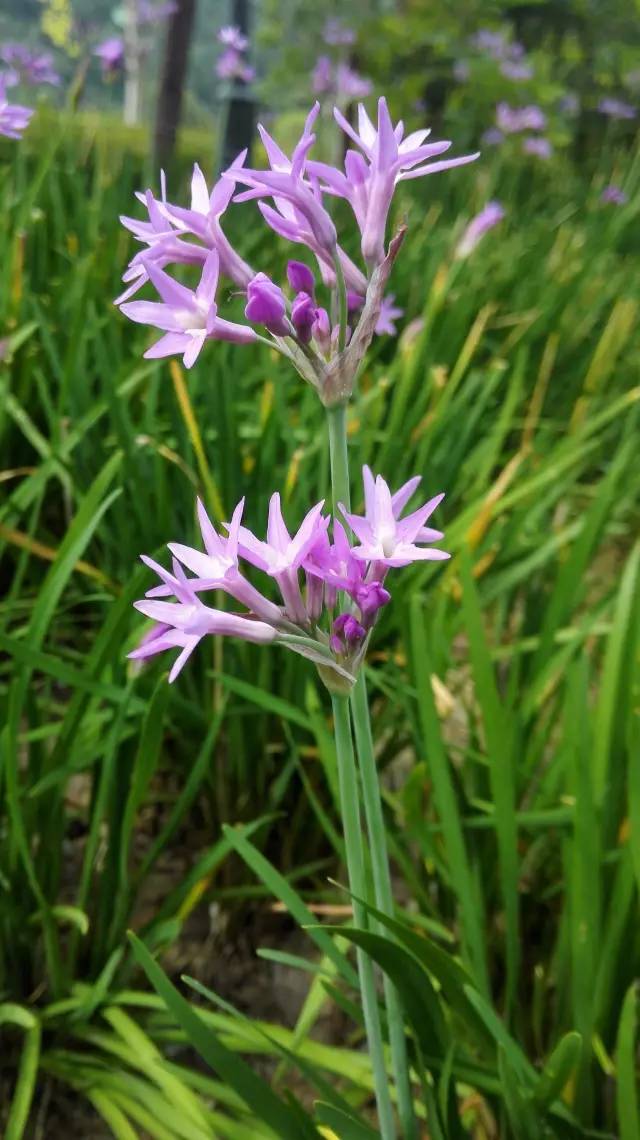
[
  {"xmin": 312, "ymin": 307, "xmax": 331, "ymax": 354},
  {"xmin": 245, "ymin": 273, "xmax": 289, "ymax": 336},
  {"xmin": 291, "ymin": 291, "xmax": 317, "ymax": 344},
  {"xmin": 354, "ymin": 581, "xmax": 391, "ymax": 621},
  {"xmin": 287, "ymin": 260, "xmax": 316, "ymax": 297},
  {"xmin": 333, "ymin": 612, "xmax": 366, "ymax": 643}
]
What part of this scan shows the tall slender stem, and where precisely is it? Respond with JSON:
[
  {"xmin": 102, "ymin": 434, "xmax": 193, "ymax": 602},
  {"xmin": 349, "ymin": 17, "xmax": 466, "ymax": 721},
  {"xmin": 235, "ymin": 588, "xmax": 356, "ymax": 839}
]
[
  {"xmin": 326, "ymin": 401, "xmax": 417, "ymax": 1137},
  {"xmin": 332, "ymin": 694, "xmax": 396, "ymax": 1140},
  {"xmin": 334, "ymin": 254, "xmax": 349, "ymax": 354},
  {"xmin": 327, "ymin": 403, "xmax": 350, "ymax": 513},
  {"xmin": 351, "ymin": 674, "xmax": 418, "ymax": 1140}
]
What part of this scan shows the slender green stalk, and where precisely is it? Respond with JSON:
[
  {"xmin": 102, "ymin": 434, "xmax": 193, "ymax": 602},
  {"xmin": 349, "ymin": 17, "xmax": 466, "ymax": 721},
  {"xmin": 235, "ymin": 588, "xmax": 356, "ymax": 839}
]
[
  {"xmin": 351, "ymin": 674, "xmax": 418, "ymax": 1140},
  {"xmin": 334, "ymin": 254, "xmax": 349, "ymax": 353},
  {"xmin": 327, "ymin": 399, "xmax": 416, "ymax": 1135},
  {"xmin": 331, "ymin": 694, "xmax": 396, "ymax": 1140},
  {"xmin": 327, "ymin": 403, "xmax": 351, "ymax": 513}
]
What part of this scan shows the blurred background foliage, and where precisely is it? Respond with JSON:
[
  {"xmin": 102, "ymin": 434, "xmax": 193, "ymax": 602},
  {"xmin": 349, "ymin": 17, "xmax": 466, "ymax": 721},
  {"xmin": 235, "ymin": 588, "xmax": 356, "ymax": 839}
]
[{"xmin": 0, "ymin": 0, "xmax": 639, "ymax": 1137}]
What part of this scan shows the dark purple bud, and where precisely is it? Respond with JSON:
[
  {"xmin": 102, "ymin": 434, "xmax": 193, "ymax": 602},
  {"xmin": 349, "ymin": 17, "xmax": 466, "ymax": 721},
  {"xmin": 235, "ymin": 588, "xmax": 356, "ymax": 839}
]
[
  {"xmin": 333, "ymin": 612, "xmax": 366, "ymax": 643},
  {"xmin": 347, "ymin": 290, "xmax": 365, "ymax": 313},
  {"xmin": 355, "ymin": 581, "xmax": 391, "ymax": 620},
  {"xmin": 287, "ymin": 260, "xmax": 316, "ymax": 297},
  {"xmin": 291, "ymin": 291, "xmax": 317, "ymax": 344},
  {"xmin": 312, "ymin": 307, "xmax": 331, "ymax": 354},
  {"xmin": 245, "ymin": 273, "xmax": 289, "ymax": 336}
]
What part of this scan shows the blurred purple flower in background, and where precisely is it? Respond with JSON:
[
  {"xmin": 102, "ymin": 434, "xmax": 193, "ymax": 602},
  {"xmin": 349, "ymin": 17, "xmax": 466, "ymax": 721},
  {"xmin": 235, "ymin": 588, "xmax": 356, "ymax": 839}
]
[
  {"xmin": 481, "ymin": 126, "xmax": 504, "ymax": 146},
  {"xmin": 472, "ymin": 29, "xmax": 524, "ymax": 63},
  {"xmin": 558, "ymin": 92, "xmax": 580, "ymax": 116},
  {"xmin": 0, "ymin": 43, "xmax": 60, "ymax": 86},
  {"xmin": 375, "ymin": 294, "xmax": 403, "ymax": 336},
  {"xmin": 600, "ymin": 184, "xmax": 628, "ymax": 205},
  {"xmin": 313, "ymin": 57, "xmax": 372, "ymax": 100},
  {"xmin": 217, "ymin": 25, "xmax": 249, "ymax": 52},
  {"xmin": 598, "ymin": 98, "xmax": 636, "ymax": 120},
  {"xmin": 0, "ymin": 74, "xmax": 33, "ymax": 139},
  {"xmin": 312, "ymin": 55, "xmax": 333, "ymax": 95},
  {"xmin": 523, "ymin": 136, "xmax": 553, "ymax": 158},
  {"xmin": 335, "ymin": 63, "xmax": 372, "ymax": 100},
  {"xmin": 216, "ymin": 48, "xmax": 255, "ymax": 83},
  {"xmin": 455, "ymin": 200, "xmax": 505, "ymax": 258},
  {"xmin": 215, "ymin": 24, "xmax": 254, "ymax": 83},
  {"xmin": 138, "ymin": 0, "xmax": 178, "ymax": 24},
  {"xmin": 497, "ymin": 102, "xmax": 547, "ymax": 133},
  {"xmin": 323, "ymin": 19, "xmax": 356, "ymax": 46},
  {"xmin": 94, "ymin": 37, "xmax": 125, "ymax": 75},
  {"xmin": 500, "ymin": 60, "xmax": 533, "ymax": 81}
]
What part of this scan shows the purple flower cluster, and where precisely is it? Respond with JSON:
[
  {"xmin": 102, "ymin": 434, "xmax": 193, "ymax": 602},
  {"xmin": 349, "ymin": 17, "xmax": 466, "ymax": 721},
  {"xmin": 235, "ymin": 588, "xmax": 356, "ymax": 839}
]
[
  {"xmin": 597, "ymin": 98, "xmax": 636, "ymax": 121},
  {"xmin": 313, "ymin": 57, "xmax": 372, "ymax": 101},
  {"xmin": 0, "ymin": 43, "xmax": 60, "ymax": 87},
  {"xmin": 496, "ymin": 102, "xmax": 546, "ymax": 133},
  {"xmin": 323, "ymin": 19, "xmax": 356, "ymax": 47},
  {"xmin": 130, "ymin": 468, "xmax": 449, "ymax": 687},
  {"xmin": 600, "ymin": 184, "xmax": 628, "ymax": 206},
  {"xmin": 471, "ymin": 28, "xmax": 524, "ymax": 63},
  {"xmin": 0, "ymin": 74, "xmax": 33, "ymax": 140},
  {"xmin": 117, "ymin": 98, "xmax": 477, "ymax": 395},
  {"xmin": 215, "ymin": 24, "xmax": 254, "ymax": 84},
  {"xmin": 94, "ymin": 37, "xmax": 125, "ymax": 75}
]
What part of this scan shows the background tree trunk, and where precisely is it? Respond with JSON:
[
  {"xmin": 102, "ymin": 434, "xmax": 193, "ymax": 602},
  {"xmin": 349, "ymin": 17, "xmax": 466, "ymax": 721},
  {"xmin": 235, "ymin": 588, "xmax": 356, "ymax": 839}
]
[
  {"xmin": 154, "ymin": 0, "xmax": 198, "ymax": 170},
  {"xmin": 219, "ymin": 0, "xmax": 255, "ymax": 172}
]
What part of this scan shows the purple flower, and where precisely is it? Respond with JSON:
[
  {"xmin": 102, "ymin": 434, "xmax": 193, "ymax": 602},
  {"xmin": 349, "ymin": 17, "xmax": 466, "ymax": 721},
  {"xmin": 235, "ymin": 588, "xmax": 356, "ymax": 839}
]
[
  {"xmin": 119, "ymin": 249, "xmax": 256, "ymax": 368},
  {"xmin": 165, "ymin": 498, "xmax": 284, "ymax": 625},
  {"xmin": 0, "ymin": 75, "xmax": 33, "ymax": 139},
  {"xmin": 245, "ymin": 273, "xmax": 289, "ymax": 335},
  {"xmin": 455, "ymin": 200, "xmax": 505, "ymax": 258},
  {"xmin": 130, "ymin": 468, "xmax": 449, "ymax": 689},
  {"xmin": 481, "ymin": 126, "xmax": 504, "ymax": 146},
  {"xmin": 0, "ymin": 44, "xmax": 60, "ymax": 86},
  {"xmin": 453, "ymin": 60, "xmax": 470, "ymax": 83},
  {"xmin": 226, "ymin": 104, "xmax": 339, "ymax": 261},
  {"xmin": 218, "ymin": 25, "xmax": 249, "ymax": 52},
  {"xmin": 375, "ymin": 294, "xmax": 403, "ymax": 336},
  {"xmin": 600, "ymin": 184, "xmax": 628, "ymax": 205},
  {"xmin": 496, "ymin": 102, "xmax": 547, "ymax": 133},
  {"xmin": 522, "ymin": 136, "xmax": 553, "ymax": 159},
  {"xmin": 94, "ymin": 37, "xmax": 124, "ymax": 74},
  {"xmin": 335, "ymin": 64, "xmax": 372, "ymax": 101},
  {"xmin": 598, "ymin": 98, "xmax": 636, "ymax": 121},
  {"xmin": 323, "ymin": 19, "xmax": 356, "ymax": 46},
  {"xmin": 131, "ymin": 593, "xmax": 276, "ymax": 682},
  {"xmin": 287, "ymin": 260, "xmax": 315, "ymax": 296},
  {"xmin": 314, "ymin": 97, "xmax": 478, "ymax": 267},
  {"xmin": 312, "ymin": 55, "xmax": 333, "ymax": 95},
  {"xmin": 216, "ymin": 47, "xmax": 254, "ymax": 83},
  {"xmin": 237, "ymin": 493, "xmax": 327, "ymax": 623},
  {"xmin": 156, "ymin": 158, "xmax": 254, "ymax": 288},
  {"xmin": 500, "ymin": 60, "xmax": 533, "ymax": 81},
  {"xmin": 340, "ymin": 466, "xmax": 449, "ymax": 568}
]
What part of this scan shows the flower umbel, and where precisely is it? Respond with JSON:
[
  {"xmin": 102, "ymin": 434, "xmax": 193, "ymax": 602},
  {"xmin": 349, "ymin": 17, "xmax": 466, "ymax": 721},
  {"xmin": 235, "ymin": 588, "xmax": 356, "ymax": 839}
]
[{"xmin": 130, "ymin": 469, "xmax": 448, "ymax": 690}]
